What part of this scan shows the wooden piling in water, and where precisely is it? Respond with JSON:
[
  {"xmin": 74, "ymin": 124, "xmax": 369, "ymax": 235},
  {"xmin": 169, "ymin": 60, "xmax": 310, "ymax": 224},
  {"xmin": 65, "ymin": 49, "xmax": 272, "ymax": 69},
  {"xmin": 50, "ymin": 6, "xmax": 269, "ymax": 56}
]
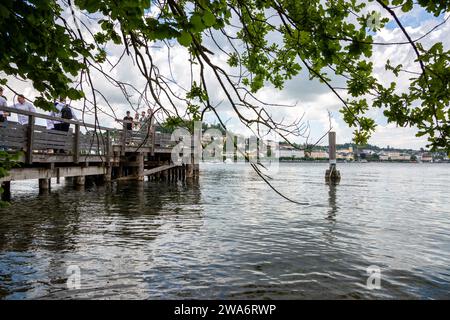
[
  {"xmin": 74, "ymin": 176, "xmax": 85, "ymax": 186},
  {"xmin": 256, "ymin": 137, "xmax": 260, "ymax": 163},
  {"xmin": 245, "ymin": 138, "xmax": 249, "ymax": 162},
  {"xmin": 325, "ymin": 131, "xmax": 341, "ymax": 183},
  {"xmin": 137, "ymin": 153, "xmax": 144, "ymax": 181},
  {"xmin": 234, "ymin": 135, "xmax": 238, "ymax": 162},
  {"xmin": 1, "ymin": 181, "xmax": 11, "ymax": 201},
  {"xmin": 38, "ymin": 178, "xmax": 50, "ymax": 192}
]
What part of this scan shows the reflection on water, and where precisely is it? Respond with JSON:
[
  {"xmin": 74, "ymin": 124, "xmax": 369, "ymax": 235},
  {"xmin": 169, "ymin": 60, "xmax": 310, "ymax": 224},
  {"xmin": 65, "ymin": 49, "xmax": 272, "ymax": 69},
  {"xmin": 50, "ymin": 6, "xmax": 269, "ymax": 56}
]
[{"xmin": 0, "ymin": 163, "xmax": 450, "ymax": 299}]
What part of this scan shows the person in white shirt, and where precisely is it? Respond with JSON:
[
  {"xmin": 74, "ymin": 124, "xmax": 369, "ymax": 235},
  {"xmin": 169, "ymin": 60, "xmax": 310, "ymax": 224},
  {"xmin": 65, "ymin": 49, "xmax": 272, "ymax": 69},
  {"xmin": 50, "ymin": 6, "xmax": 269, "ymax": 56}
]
[
  {"xmin": 13, "ymin": 94, "xmax": 36, "ymax": 125},
  {"xmin": 51, "ymin": 100, "xmax": 64, "ymax": 130},
  {"xmin": 0, "ymin": 86, "xmax": 9, "ymax": 122},
  {"xmin": 46, "ymin": 114, "xmax": 55, "ymax": 130}
]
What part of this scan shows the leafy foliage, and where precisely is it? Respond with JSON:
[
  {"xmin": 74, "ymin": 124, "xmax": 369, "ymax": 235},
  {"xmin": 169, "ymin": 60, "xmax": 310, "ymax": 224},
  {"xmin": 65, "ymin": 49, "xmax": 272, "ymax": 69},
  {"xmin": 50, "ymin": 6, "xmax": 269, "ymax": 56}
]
[{"xmin": 0, "ymin": 0, "xmax": 449, "ymax": 151}]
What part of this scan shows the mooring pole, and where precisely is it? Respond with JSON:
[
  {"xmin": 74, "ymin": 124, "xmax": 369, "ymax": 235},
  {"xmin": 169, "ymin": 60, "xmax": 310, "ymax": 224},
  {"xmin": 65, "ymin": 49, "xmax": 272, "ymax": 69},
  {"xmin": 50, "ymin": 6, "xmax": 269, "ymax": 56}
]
[
  {"xmin": 1, "ymin": 181, "xmax": 11, "ymax": 201},
  {"xmin": 325, "ymin": 131, "xmax": 341, "ymax": 183},
  {"xmin": 38, "ymin": 178, "xmax": 51, "ymax": 194},
  {"xmin": 233, "ymin": 135, "xmax": 238, "ymax": 162}
]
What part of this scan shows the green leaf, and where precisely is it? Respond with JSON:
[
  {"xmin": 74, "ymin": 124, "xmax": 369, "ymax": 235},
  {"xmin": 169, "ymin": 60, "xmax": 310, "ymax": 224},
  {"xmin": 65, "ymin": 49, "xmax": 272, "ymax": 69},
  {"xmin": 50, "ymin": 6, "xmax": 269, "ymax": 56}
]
[
  {"xmin": 401, "ymin": 0, "xmax": 413, "ymax": 12},
  {"xmin": 202, "ymin": 11, "xmax": 216, "ymax": 27},
  {"xmin": 190, "ymin": 14, "xmax": 205, "ymax": 32},
  {"xmin": 177, "ymin": 31, "xmax": 192, "ymax": 47}
]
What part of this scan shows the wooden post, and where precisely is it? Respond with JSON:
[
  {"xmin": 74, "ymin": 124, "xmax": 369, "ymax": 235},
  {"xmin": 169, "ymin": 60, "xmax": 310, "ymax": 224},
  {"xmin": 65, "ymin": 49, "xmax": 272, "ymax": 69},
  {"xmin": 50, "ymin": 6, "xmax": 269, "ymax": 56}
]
[
  {"xmin": 105, "ymin": 130, "xmax": 111, "ymax": 163},
  {"xmin": 39, "ymin": 178, "xmax": 50, "ymax": 192},
  {"xmin": 151, "ymin": 125, "xmax": 156, "ymax": 156},
  {"xmin": 1, "ymin": 181, "xmax": 11, "ymax": 201},
  {"xmin": 74, "ymin": 176, "xmax": 85, "ymax": 186},
  {"xmin": 56, "ymin": 167, "xmax": 60, "ymax": 184},
  {"xmin": 73, "ymin": 124, "xmax": 80, "ymax": 164},
  {"xmin": 121, "ymin": 123, "xmax": 127, "ymax": 155},
  {"xmin": 137, "ymin": 153, "xmax": 144, "ymax": 181},
  {"xmin": 233, "ymin": 135, "xmax": 238, "ymax": 162},
  {"xmin": 325, "ymin": 131, "xmax": 341, "ymax": 183},
  {"xmin": 104, "ymin": 130, "xmax": 112, "ymax": 182},
  {"xmin": 222, "ymin": 137, "xmax": 227, "ymax": 162},
  {"xmin": 245, "ymin": 138, "xmax": 249, "ymax": 163},
  {"xmin": 26, "ymin": 115, "xmax": 35, "ymax": 164},
  {"xmin": 329, "ymin": 132, "xmax": 337, "ymax": 164},
  {"xmin": 103, "ymin": 166, "xmax": 112, "ymax": 182},
  {"xmin": 187, "ymin": 138, "xmax": 195, "ymax": 179},
  {"xmin": 256, "ymin": 137, "xmax": 260, "ymax": 163}
]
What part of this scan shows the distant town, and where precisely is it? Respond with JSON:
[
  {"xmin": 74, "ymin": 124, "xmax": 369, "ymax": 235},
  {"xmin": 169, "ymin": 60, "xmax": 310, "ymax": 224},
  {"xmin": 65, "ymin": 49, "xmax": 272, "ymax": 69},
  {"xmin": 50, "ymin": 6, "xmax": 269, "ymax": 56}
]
[
  {"xmin": 278, "ymin": 142, "xmax": 449, "ymax": 163},
  {"xmin": 200, "ymin": 124, "xmax": 449, "ymax": 163}
]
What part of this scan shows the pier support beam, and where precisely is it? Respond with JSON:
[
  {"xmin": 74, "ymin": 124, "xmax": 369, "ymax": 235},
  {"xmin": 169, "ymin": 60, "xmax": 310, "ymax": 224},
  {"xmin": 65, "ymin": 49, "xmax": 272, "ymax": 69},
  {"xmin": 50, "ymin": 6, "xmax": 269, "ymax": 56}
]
[
  {"xmin": 74, "ymin": 176, "xmax": 85, "ymax": 186},
  {"xmin": 136, "ymin": 153, "xmax": 144, "ymax": 181},
  {"xmin": 233, "ymin": 135, "xmax": 238, "ymax": 162},
  {"xmin": 325, "ymin": 132, "xmax": 341, "ymax": 183},
  {"xmin": 186, "ymin": 164, "xmax": 194, "ymax": 179},
  {"xmin": 1, "ymin": 181, "xmax": 11, "ymax": 201},
  {"xmin": 39, "ymin": 178, "xmax": 51, "ymax": 193},
  {"xmin": 103, "ymin": 166, "xmax": 112, "ymax": 183},
  {"xmin": 64, "ymin": 177, "xmax": 74, "ymax": 185},
  {"xmin": 245, "ymin": 138, "xmax": 249, "ymax": 163}
]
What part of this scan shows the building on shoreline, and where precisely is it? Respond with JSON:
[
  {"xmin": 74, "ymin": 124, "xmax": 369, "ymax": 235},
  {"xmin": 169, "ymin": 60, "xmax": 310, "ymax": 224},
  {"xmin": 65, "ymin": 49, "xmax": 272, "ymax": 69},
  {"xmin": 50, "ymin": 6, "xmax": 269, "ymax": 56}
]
[
  {"xmin": 379, "ymin": 151, "xmax": 412, "ymax": 161},
  {"xmin": 279, "ymin": 145, "xmax": 305, "ymax": 159},
  {"xmin": 337, "ymin": 146, "xmax": 354, "ymax": 161}
]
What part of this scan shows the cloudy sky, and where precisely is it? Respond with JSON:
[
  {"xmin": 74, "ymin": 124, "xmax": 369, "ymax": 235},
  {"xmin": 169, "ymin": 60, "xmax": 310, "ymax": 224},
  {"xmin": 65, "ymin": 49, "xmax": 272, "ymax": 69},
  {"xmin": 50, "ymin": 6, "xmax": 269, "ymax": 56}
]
[{"xmin": 2, "ymin": 2, "xmax": 448, "ymax": 150}]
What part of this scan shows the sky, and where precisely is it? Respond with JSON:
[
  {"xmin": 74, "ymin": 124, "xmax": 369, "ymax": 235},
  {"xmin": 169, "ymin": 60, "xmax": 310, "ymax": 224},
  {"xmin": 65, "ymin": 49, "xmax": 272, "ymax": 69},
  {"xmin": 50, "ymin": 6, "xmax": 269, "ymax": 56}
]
[{"xmin": 1, "ymin": 2, "xmax": 449, "ymax": 150}]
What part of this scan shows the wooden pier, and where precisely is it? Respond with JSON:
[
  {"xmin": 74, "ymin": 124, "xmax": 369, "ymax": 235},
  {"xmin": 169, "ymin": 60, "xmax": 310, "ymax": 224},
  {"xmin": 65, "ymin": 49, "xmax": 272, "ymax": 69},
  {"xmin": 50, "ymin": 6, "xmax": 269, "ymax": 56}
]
[{"xmin": 0, "ymin": 106, "xmax": 197, "ymax": 200}]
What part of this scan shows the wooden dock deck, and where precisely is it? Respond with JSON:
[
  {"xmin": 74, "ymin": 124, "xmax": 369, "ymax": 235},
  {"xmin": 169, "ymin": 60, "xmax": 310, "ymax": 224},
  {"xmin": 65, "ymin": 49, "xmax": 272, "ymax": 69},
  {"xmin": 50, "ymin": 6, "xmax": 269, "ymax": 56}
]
[{"xmin": 0, "ymin": 106, "xmax": 196, "ymax": 200}]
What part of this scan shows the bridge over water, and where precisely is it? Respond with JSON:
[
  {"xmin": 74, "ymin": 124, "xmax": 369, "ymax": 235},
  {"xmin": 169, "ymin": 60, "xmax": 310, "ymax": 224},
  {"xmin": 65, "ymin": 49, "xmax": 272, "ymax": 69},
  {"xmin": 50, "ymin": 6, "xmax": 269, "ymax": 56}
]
[{"xmin": 0, "ymin": 106, "xmax": 197, "ymax": 200}]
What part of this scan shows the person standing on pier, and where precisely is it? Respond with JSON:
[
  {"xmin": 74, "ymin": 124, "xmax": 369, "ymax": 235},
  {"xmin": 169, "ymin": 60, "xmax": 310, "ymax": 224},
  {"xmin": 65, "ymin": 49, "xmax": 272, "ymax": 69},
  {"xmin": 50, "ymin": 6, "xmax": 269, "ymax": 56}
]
[
  {"xmin": 13, "ymin": 94, "xmax": 36, "ymax": 125},
  {"xmin": 52, "ymin": 97, "xmax": 76, "ymax": 132},
  {"xmin": 134, "ymin": 112, "xmax": 140, "ymax": 130},
  {"xmin": 141, "ymin": 108, "xmax": 155, "ymax": 139},
  {"xmin": 139, "ymin": 110, "xmax": 151, "ymax": 135},
  {"xmin": 0, "ymin": 87, "xmax": 9, "ymax": 122},
  {"xmin": 139, "ymin": 110, "xmax": 147, "ymax": 127},
  {"xmin": 123, "ymin": 111, "xmax": 134, "ymax": 130}
]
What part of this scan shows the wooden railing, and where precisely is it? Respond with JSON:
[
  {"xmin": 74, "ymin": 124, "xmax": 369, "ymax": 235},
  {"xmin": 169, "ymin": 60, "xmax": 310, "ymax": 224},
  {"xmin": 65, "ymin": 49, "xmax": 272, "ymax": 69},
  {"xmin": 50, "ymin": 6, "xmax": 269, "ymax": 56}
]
[
  {"xmin": 0, "ymin": 106, "xmax": 115, "ymax": 164},
  {"xmin": 0, "ymin": 106, "xmax": 176, "ymax": 164}
]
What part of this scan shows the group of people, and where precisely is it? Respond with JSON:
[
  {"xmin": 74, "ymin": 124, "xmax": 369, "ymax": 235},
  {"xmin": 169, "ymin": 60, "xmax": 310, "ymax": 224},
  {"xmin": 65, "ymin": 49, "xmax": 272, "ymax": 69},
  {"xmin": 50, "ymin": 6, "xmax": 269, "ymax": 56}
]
[
  {"xmin": 0, "ymin": 86, "xmax": 76, "ymax": 132},
  {"xmin": 1, "ymin": 86, "xmax": 155, "ymax": 137},
  {"xmin": 121, "ymin": 108, "xmax": 155, "ymax": 132}
]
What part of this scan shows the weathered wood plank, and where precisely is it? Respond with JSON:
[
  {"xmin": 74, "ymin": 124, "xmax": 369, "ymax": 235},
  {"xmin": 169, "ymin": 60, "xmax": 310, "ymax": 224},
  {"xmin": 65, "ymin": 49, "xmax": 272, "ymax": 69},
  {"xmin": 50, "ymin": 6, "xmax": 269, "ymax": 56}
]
[
  {"xmin": 34, "ymin": 133, "xmax": 73, "ymax": 141},
  {"xmin": 143, "ymin": 164, "xmax": 178, "ymax": 176},
  {"xmin": 0, "ymin": 135, "xmax": 27, "ymax": 142},
  {"xmin": 73, "ymin": 124, "xmax": 80, "ymax": 163},
  {"xmin": 0, "ymin": 166, "xmax": 108, "ymax": 182},
  {"xmin": 22, "ymin": 154, "xmax": 118, "ymax": 163},
  {"xmin": 0, "ymin": 106, "xmax": 111, "ymax": 131},
  {"xmin": 0, "ymin": 141, "xmax": 26, "ymax": 148},
  {"xmin": 0, "ymin": 122, "xmax": 27, "ymax": 130}
]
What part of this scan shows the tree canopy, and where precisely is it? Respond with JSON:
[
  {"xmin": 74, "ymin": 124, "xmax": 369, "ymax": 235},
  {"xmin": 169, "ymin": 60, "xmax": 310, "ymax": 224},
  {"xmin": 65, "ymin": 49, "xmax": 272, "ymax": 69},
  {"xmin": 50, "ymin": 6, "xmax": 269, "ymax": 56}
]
[{"xmin": 0, "ymin": 0, "xmax": 449, "ymax": 150}]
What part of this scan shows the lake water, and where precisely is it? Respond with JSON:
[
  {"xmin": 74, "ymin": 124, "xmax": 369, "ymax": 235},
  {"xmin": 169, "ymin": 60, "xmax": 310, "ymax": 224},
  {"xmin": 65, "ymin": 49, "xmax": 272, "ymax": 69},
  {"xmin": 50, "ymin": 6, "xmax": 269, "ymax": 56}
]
[{"xmin": 0, "ymin": 162, "xmax": 449, "ymax": 299}]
